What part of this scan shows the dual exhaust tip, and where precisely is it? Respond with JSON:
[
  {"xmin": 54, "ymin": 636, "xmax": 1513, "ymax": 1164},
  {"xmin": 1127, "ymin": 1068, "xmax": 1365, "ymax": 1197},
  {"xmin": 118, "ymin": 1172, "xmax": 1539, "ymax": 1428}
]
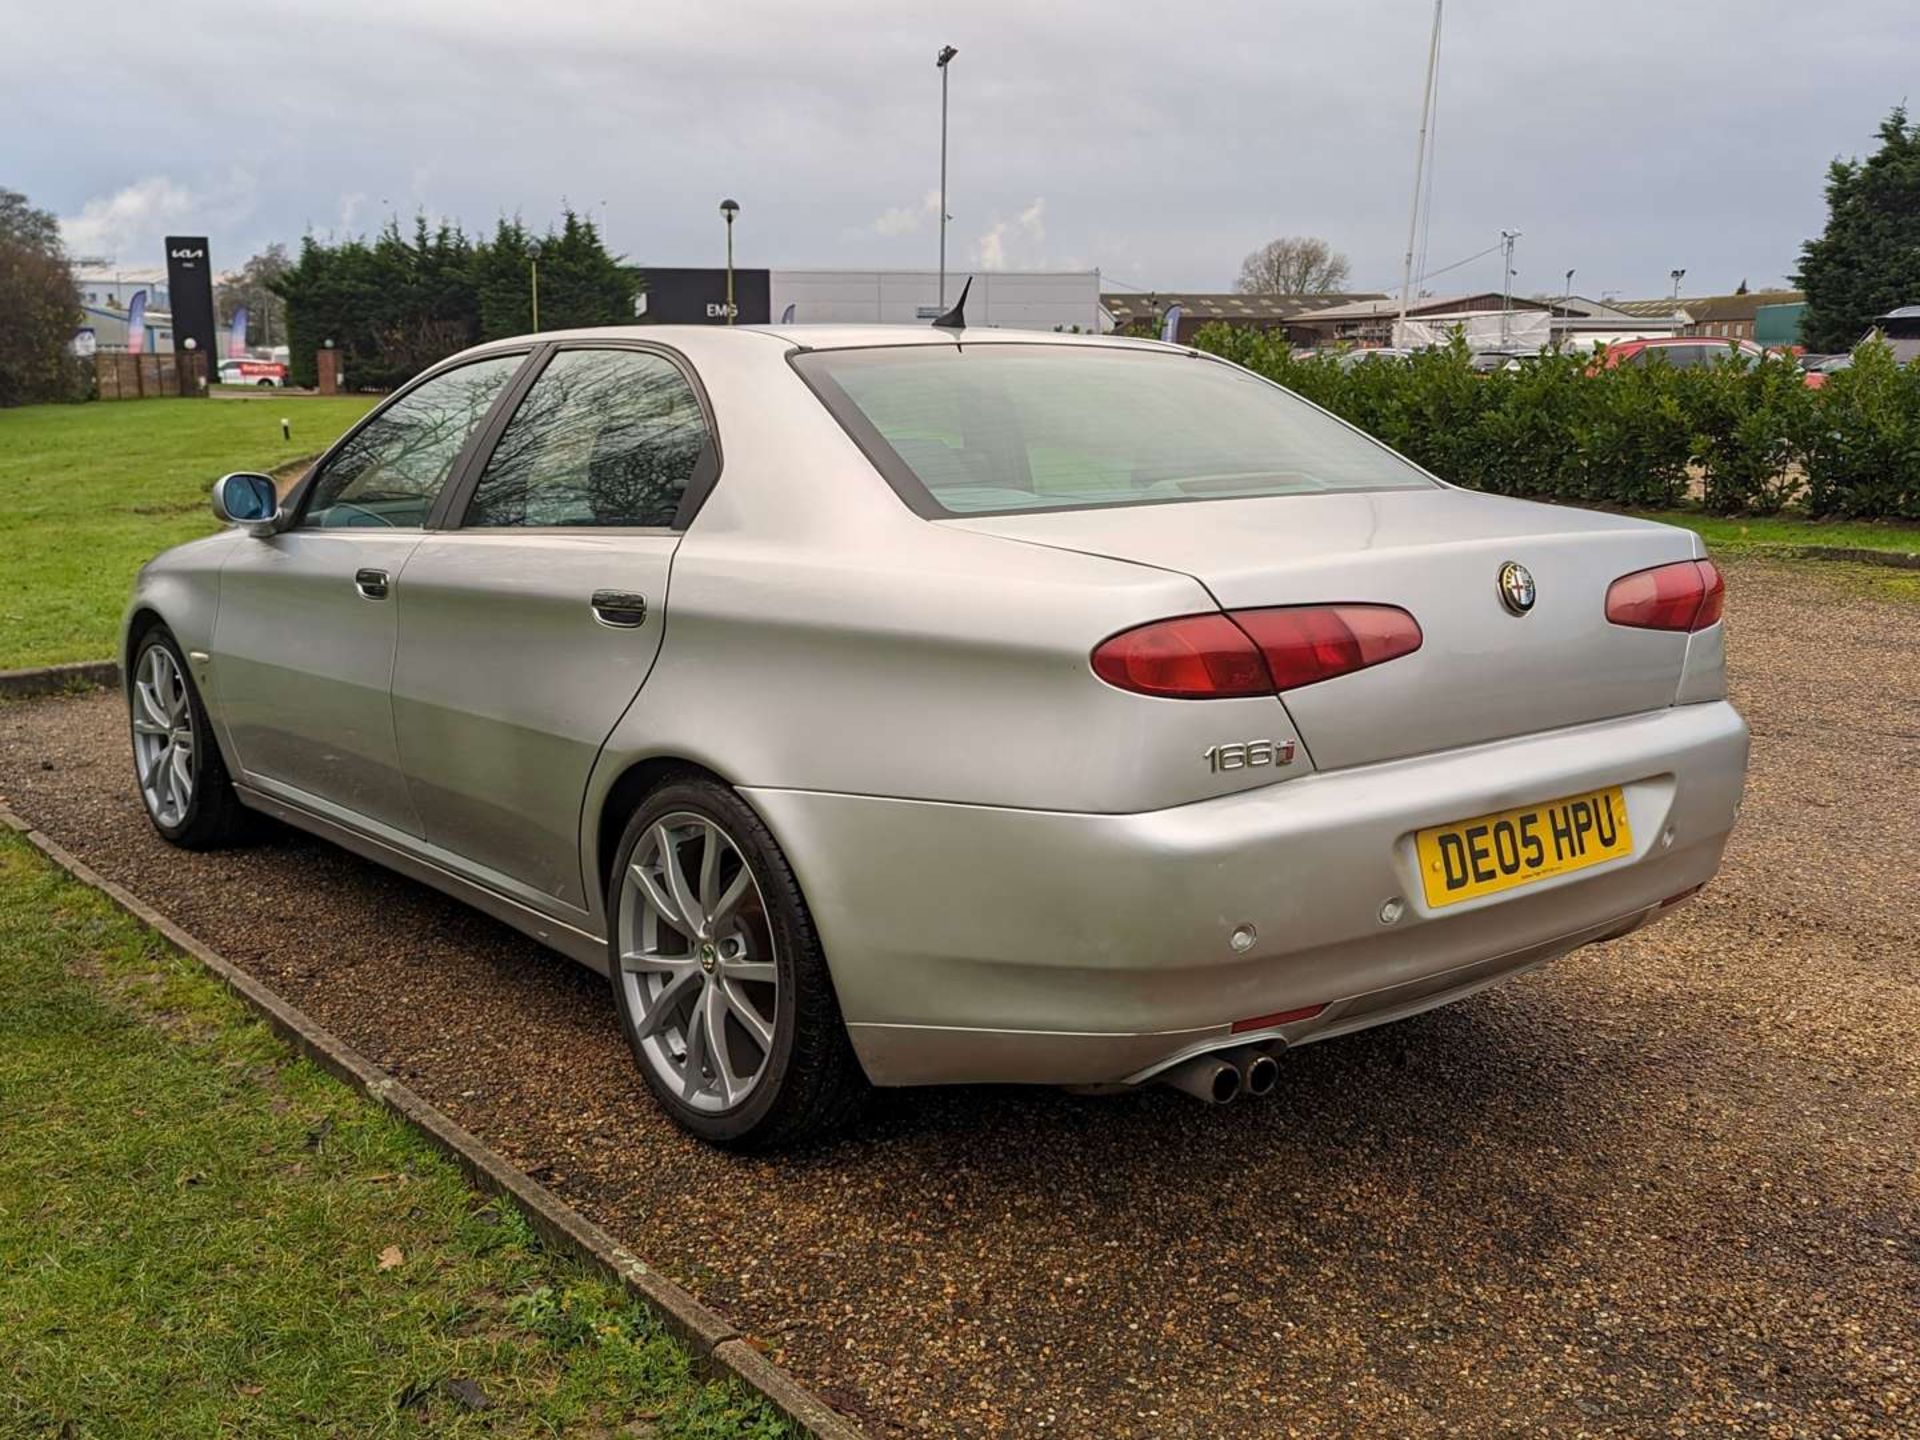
[{"xmin": 1160, "ymin": 1044, "xmax": 1280, "ymax": 1105}]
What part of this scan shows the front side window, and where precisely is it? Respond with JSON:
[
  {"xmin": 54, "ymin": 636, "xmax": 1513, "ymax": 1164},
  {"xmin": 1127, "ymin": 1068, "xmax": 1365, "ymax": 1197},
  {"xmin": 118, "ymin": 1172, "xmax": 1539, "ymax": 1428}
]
[
  {"xmin": 1651, "ymin": 345, "xmax": 1708, "ymax": 370},
  {"xmin": 463, "ymin": 349, "xmax": 712, "ymax": 529},
  {"xmin": 794, "ymin": 345, "xmax": 1438, "ymax": 517},
  {"xmin": 301, "ymin": 355, "xmax": 522, "ymax": 529}
]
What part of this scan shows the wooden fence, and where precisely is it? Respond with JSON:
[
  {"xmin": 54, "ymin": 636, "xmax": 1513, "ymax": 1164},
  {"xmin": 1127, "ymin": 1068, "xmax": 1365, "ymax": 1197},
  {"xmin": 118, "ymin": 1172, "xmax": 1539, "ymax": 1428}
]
[{"xmin": 91, "ymin": 351, "xmax": 208, "ymax": 400}]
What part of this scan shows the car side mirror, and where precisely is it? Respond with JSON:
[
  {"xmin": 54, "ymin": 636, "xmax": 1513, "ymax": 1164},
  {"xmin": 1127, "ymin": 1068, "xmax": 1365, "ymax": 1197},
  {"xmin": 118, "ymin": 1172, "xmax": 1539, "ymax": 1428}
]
[{"xmin": 211, "ymin": 472, "xmax": 282, "ymax": 536}]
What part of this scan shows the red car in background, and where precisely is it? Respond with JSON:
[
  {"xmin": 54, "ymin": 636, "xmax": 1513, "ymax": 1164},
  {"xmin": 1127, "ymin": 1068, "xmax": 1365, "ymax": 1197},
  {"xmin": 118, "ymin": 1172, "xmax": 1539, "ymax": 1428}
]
[{"xmin": 1593, "ymin": 336, "xmax": 1825, "ymax": 386}]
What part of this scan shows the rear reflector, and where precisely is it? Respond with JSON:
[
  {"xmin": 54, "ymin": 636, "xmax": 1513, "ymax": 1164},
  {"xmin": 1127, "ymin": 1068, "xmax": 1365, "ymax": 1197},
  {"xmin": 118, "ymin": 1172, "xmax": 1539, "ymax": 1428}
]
[
  {"xmin": 1092, "ymin": 605, "xmax": 1422, "ymax": 699},
  {"xmin": 1606, "ymin": 559, "xmax": 1724, "ymax": 632},
  {"xmin": 1230, "ymin": 1003, "xmax": 1327, "ymax": 1034}
]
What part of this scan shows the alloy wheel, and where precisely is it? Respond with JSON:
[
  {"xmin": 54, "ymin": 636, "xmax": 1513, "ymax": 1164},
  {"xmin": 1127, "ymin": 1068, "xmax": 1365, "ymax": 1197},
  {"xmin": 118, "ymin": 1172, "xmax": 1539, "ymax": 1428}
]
[
  {"xmin": 132, "ymin": 645, "xmax": 195, "ymax": 828},
  {"xmin": 617, "ymin": 813, "xmax": 780, "ymax": 1114}
]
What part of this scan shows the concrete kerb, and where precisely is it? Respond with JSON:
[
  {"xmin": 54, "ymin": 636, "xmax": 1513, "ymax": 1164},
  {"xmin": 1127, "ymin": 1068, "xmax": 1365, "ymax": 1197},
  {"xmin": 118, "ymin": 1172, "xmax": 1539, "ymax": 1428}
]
[
  {"xmin": 1784, "ymin": 544, "xmax": 1920, "ymax": 570},
  {"xmin": 0, "ymin": 660, "xmax": 120, "ymax": 702},
  {"xmin": 0, "ymin": 803, "xmax": 872, "ymax": 1440}
]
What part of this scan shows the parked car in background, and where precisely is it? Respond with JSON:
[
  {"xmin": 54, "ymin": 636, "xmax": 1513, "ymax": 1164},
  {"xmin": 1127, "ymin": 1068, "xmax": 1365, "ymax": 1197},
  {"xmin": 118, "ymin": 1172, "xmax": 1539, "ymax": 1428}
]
[
  {"xmin": 1594, "ymin": 336, "xmax": 1828, "ymax": 387},
  {"xmin": 1469, "ymin": 351, "xmax": 1529, "ymax": 374},
  {"xmin": 218, "ymin": 358, "xmax": 287, "ymax": 387},
  {"xmin": 123, "ymin": 324, "xmax": 1748, "ymax": 1148},
  {"xmin": 1798, "ymin": 352, "xmax": 1854, "ymax": 389},
  {"xmin": 1596, "ymin": 336, "xmax": 1765, "ymax": 371},
  {"xmin": 1331, "ymin": 346, "xmax": 1414, "ymax": 369}
]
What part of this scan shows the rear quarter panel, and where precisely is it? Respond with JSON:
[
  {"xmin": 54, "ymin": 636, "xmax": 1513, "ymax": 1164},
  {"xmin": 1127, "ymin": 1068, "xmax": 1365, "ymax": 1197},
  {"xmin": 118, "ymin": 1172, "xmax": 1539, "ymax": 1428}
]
[{"xmin": 579, "ymin": 337, "xmax": 1318, "ymax": 906}]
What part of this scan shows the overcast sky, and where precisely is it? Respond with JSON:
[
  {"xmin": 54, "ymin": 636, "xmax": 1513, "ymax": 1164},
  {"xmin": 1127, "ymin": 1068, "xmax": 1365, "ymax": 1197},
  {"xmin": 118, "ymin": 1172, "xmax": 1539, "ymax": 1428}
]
[{"xmin": 8, "ymin": 1, "xmax": 1913, "ymax": 301}]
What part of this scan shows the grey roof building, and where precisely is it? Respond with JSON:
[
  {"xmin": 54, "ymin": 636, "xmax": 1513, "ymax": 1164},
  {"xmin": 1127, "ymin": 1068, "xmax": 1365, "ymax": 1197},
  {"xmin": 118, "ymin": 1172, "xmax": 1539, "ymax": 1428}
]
[{"xmin": 1099, "ymin": 291, "xmax": 1387, "ymax": 343}]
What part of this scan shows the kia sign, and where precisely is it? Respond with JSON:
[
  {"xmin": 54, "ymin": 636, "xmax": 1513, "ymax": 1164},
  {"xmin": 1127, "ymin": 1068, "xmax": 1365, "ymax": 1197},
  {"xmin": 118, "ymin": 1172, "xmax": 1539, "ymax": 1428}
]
[{"xmin": 165, "ymin": 235, "xmax": 218, "ymax": 390}]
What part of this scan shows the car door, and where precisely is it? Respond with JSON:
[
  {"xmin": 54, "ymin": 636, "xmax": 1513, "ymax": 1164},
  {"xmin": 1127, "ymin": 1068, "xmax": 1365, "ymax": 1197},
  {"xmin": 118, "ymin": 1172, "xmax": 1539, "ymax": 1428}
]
[
  {"xmin": 213, "ymin": 352, "xmax": 526, "ymax": 836},
  {"xmin": 389, "ymin": 342, "xmax": 719, "ymax": 912}
]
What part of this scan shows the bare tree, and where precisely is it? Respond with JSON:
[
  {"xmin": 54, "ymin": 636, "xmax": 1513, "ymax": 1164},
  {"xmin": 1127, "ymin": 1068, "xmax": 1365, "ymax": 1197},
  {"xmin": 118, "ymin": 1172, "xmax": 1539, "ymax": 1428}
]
[
  {"xmin": 215, "ymin": 243, "xmax": 292, "ymax": 347},
  {"xmin": 1234, "ymin": 236, "xmax": 1351, "ymax": 295}
]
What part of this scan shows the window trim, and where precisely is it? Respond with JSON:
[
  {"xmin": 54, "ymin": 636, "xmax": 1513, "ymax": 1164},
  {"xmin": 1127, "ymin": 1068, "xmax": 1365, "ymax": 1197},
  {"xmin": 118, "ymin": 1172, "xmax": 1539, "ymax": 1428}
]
[
  {"xmin": 435, "ymin": 338, "xmax": 724, "ymax": 534},
  {"xmin": 788, "ymin": 341, "xmax": 1443, "ymax": 521},
  {"xmin": 285, "ymin": 347, "xmax": 537, "ymax": 532}
]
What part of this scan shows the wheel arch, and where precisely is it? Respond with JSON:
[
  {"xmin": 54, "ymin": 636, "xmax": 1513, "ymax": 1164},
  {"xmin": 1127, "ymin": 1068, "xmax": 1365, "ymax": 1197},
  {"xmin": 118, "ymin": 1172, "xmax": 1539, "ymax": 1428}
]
[
  {"xmin": 122, "ymin": 606, "xmax": 168, "ymax": 684},
  {"xmin": 591, "ymin": 754, "xmax": 740, "ymax": 914}
]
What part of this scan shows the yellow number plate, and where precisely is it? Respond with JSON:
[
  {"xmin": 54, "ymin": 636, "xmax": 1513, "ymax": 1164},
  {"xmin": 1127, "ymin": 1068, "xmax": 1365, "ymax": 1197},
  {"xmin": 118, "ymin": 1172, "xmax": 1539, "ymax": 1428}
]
[{"xmin": 1416, "ymin": 786, "xmax": 1632, "ymax": 908}]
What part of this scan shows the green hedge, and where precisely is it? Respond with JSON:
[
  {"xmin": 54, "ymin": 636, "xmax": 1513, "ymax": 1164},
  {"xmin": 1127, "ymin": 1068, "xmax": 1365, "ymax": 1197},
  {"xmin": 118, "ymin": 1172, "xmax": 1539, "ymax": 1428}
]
[{"xmin": 1193, "ymin": 326, "xmax": 1920, "ymax": 520}]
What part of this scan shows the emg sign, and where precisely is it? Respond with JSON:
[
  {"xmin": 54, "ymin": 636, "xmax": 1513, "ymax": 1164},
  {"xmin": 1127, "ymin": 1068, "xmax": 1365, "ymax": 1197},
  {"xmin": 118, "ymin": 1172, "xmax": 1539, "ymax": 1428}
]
[{"xmin": 639, "ymin": 268, "xmax": 769, "ymax": 325}]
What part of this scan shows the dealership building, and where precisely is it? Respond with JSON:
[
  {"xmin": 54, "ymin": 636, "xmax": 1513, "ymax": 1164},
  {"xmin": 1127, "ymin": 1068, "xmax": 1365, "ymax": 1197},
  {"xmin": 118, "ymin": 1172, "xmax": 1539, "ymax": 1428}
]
[{"xmin": 635, "ymin": 267, "xmax": 1105, "ymax": 333}]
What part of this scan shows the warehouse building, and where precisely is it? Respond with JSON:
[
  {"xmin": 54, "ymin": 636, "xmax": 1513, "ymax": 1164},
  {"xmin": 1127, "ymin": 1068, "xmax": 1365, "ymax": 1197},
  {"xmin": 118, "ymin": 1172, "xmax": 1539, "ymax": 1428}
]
[{"xmin": 635, "ymin": 268, "xmax": 1104, "ymax": 332}]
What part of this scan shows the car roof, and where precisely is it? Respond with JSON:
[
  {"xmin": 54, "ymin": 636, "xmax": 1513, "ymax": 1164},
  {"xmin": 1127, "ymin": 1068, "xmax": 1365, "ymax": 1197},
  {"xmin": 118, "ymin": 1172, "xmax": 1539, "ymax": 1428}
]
[{"xmin": 1626, "ymin": 336, "xmax": 1756, "ymax": 348}]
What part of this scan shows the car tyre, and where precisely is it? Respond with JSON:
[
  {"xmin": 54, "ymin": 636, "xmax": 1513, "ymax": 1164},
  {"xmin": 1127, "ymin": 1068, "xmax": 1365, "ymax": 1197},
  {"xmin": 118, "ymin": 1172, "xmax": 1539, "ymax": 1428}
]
[
  {"xmin": 128, "ymin": 626, "xmax": 258, "ymax": 850},
  {"xmin": 607, "ymin": 777, "xmax": 867, "ymax": 1149}
]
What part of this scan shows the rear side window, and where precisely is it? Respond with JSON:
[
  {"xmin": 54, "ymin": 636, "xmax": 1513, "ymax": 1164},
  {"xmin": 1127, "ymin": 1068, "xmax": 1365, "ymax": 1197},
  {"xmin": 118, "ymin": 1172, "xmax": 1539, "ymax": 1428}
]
[
  {"xmin": 302, "ymin": 355, "xmax": 522, "ymax": 529},
  {"xmin": 795, "ymin": 345, "xmax": 1437, "ymax": 518},
  {"xmin": 463, "ymin": 349, "xmax": 712, "ymax": 529}
]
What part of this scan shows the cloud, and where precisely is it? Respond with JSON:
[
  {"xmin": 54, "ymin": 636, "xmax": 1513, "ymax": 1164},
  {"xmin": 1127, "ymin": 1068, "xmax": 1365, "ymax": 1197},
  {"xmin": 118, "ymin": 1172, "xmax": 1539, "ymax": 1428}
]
[
  {"xmin": 872, "ymin": 189, "xmax": 941, "ymax": 237},
  {"xmin": 12, "ymin": 2, "xmax": 1916, "ymax": 295},
  {"xmin": 59, "ymin": 173, "xmax": 260, "ymax": 262},
  {"xmin": 975, "ymin": 197, "xmax": 1046, "ymax": 270},
  {"xmin": 59, "ymin": 178, "xmax": 200, "ymax": 259}
]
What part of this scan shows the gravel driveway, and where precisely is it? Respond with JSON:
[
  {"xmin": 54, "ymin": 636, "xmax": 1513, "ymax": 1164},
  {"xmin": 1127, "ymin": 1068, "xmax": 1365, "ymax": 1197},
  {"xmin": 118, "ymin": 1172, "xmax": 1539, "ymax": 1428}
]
[{"xmin": 3, "ymin": 555, "xmax": 1916, "ymax": 1438}]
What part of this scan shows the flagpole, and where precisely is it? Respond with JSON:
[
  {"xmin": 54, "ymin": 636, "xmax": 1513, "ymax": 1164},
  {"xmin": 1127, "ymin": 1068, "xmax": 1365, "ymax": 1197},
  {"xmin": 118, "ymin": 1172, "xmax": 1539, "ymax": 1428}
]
[{"xmin": 1397, "ymin": 0, "xmax": 1444, "ymax": 339}]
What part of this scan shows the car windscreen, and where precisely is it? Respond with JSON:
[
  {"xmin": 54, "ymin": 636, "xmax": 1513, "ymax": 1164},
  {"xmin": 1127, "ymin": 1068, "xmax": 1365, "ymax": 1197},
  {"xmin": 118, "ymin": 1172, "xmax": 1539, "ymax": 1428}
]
[{"xmin": 792, "ymin": 344, "xmax": 1439, "ymax": 517}]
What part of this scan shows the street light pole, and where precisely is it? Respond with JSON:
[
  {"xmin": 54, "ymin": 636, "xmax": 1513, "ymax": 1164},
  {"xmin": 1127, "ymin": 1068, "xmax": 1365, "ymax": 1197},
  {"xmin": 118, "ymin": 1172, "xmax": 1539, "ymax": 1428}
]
[
  {"xmin": 1562, "ymin": 267, "xmax": 1575, "ymax": 350},
  {"xmin": 1498, "ymin": 229, "xmax": 1520, "ymax": 348},
  {"xmin": 720, "ymin": 199, "xmax": 740, "ymax": 325},
  {"xmin": 936, "ymin": 45, "xmax": 958, "ymax": 307}
]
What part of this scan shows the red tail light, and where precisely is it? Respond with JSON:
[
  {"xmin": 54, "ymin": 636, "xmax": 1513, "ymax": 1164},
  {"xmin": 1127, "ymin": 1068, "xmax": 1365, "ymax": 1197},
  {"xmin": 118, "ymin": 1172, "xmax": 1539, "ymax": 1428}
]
[
  {"xmin": 1091, "ymin": 605, "xmax": 1423, "ymax": 698},
  {"xmin": 1606, "ymin": 559, "xmax": 1724, "ymax": 632},
  {"xmin": 1231, "ymin": 605, "xmax": 1424, "ymax": 692},
  {"xmin": 1089, "ymin": 613, "xmax": 1270, "ymax": 699}
]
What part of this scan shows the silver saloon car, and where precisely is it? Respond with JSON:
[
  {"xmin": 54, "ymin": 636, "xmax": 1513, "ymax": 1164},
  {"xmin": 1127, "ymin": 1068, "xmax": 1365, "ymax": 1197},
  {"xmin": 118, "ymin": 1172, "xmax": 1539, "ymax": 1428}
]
[{"xmin": 124, "ymin": 325, "xmax": 1748, "ymax": 1147}]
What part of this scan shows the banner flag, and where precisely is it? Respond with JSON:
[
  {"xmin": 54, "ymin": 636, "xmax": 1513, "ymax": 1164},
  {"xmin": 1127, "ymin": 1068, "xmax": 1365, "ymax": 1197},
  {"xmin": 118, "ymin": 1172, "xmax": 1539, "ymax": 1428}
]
[
  {"xmin": 228, "ymin": 305, "xmax": 249, "ymax": 357},
  {"xmin": 125, "ymin": 290, "xmax": 148, "ymax": 355}
]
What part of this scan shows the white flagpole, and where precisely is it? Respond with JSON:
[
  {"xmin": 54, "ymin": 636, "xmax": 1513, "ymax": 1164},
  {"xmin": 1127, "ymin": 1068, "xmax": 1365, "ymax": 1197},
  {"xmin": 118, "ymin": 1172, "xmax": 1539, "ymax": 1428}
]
[{"xmin": 1396, "ymin": 0, "xmax": 1444, "ymax": 340}]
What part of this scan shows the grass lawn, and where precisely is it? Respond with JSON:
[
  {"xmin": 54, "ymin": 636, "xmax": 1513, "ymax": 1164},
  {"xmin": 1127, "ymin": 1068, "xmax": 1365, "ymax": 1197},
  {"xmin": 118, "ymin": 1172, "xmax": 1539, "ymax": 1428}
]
[
  {"xmin": 0, "ymin": 831, "xmax": 791, "ymax": 1439},
  {"xmin": 1631, "ymin": 510, "xmax": 1920, "ymax": 555},
  {"xmin": 0, "ymin": 396, "xmax": 376, "ymax": 670}
]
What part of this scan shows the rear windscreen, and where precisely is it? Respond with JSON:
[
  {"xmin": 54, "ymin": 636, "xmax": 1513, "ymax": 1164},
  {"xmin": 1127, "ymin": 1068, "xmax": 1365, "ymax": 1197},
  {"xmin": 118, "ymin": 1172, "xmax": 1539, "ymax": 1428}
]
[{"xmin": 793, "ymin": 344, "xmax": 1438, "ymax": 517}]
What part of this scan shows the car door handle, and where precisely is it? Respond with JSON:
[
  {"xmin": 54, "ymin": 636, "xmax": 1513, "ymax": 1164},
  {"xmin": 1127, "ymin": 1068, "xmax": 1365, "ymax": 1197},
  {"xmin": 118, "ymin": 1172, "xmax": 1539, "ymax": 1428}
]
[
  {"xmin": 354, "ymin": 568, "xmax": 390, "ymax": 600},
  {"xmin": 590, "ymin": 590, "xmax": 648, "ymax": 628}
]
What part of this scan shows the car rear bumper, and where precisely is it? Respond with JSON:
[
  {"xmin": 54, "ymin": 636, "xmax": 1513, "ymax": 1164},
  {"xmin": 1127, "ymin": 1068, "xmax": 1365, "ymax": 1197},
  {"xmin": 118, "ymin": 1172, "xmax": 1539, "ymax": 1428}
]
[{"xmin": 744, "ymin": 700, "xmax": 1748, "ymax": 1086}]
